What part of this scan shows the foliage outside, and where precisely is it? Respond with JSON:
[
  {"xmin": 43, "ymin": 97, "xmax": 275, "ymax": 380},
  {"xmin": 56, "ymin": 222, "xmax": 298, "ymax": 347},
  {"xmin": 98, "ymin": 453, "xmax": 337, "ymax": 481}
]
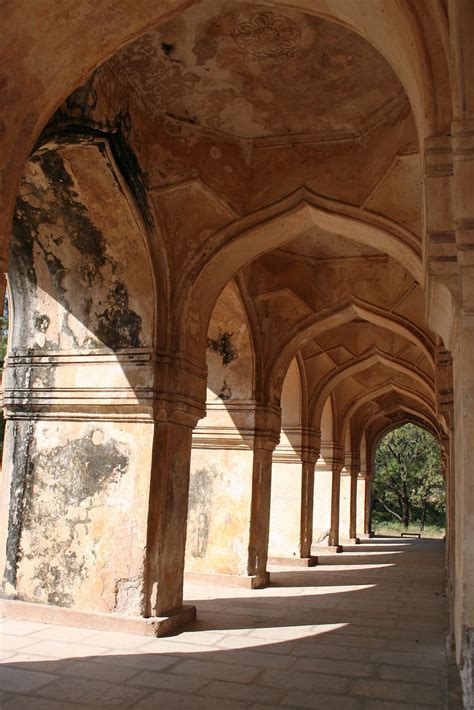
[{"xmin": 372, "ymin": 423, "xmax": 445, "ymax": 535}]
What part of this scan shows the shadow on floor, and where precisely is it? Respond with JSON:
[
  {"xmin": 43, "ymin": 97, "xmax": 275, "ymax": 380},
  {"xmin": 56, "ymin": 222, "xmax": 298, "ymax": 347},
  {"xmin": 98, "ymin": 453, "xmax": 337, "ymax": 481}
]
[{"xmin": 0, "ymin": 539, "xmax": 448, "ymax": 709}]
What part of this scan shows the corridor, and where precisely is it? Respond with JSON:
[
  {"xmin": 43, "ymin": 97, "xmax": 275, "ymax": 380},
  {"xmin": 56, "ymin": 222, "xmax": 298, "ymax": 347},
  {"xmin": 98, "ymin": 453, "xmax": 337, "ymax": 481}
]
[{"xmin": 0, "ymin": 538, "xmax": 447, "ymax": 709}]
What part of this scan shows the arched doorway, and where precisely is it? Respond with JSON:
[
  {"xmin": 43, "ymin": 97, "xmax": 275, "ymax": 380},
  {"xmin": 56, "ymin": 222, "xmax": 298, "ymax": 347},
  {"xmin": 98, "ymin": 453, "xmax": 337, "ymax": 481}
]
[{"xmin": 371, "ymin": 423, "xmax": 445, "ymax": 537}]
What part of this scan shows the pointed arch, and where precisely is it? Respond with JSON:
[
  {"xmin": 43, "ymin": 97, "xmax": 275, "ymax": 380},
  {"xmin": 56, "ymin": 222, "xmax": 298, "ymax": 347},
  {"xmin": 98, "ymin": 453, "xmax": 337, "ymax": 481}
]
[
  {"xmin": 179, "ymin": 192, "xmax": 424, "ymax": 358},
  {"xmin": 310, "ymin": 349, "xmax": 435, "ymax": 431},
  {"xmin": 266, "ymin": 300, "xmax": 434, "ymax": 402},
  {"xmin": 338, "ymin": 382, "xmax": 437, "ymax": 452}
]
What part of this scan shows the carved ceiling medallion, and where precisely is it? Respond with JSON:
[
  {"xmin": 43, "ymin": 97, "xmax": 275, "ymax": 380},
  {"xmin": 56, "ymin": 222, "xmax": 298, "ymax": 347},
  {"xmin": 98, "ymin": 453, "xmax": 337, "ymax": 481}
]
[{"xmin": 234, "ymin": 12, "xmax": 301, "ymax": 58}]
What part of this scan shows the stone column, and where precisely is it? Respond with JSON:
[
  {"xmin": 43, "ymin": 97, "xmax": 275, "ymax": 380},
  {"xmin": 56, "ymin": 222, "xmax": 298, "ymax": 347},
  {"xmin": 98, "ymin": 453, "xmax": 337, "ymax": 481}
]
[
  {"xmin": 452, "ymin": 110, "xmax": 474, "ymax": 704},
  {"xmin": 356, "ymin": 450, "xmax": 369, "ymax": 538},
  {"xmin": 268, "ymin": 426, "xmax": 318, "ymax": 566},
  {"xmin": 425, "ymin": 112, "xmax": 474, "ymax": 701},
  {"xmin": 349, "ymin": 451, "xmax": 361, "ymax": 542},
  {"xmin": 248, "ymin": 405, "xmax": 281, "ymax": 587},
  {"xmin": 435, "ymin": 342, "xmax": 455, "ymax": 652},
  {"xmin": 328, "ymin": 443, "xmax": 344, "ymax": 549},
  {"xmin": 361, "ymin": 440, "xmax": 374, "ymax": 537},
  {"xmin": 143, "ymin": 355, "xmax": 206, "ymax": 628},
  {"xmin": 313, "ymin": 438, "xmax": 342, "ymax": 552},
  {"xmin": 300, "ymin": 430, "xmax": 320, "ymax": 559}
]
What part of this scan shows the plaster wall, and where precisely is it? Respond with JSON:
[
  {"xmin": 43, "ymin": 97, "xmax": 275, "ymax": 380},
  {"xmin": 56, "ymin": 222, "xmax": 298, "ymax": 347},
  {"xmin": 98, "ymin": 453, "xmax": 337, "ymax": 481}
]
[
  {"xmin": 186, "ymin": 446, "xmax": 253, "ymax": 575},
  {"xmin": 357, "ymin": 477, "xmax": 367, "ymax": 536},
  {"xmin": 339, "ymin": 470, "xmax": 351, "ymax": 540},
  {"xmin": 0, "ymin": 139, "xmax": 156, "ymax": 615},
  {"xmin": 268, "ymin": 459, "xmax": 301, "ymax": 558},
  {"xmin": 269, "ymin": 358, "xmax": 302, "ymax": 557},
  {"xmin": 186, "ymin": 280, "xmax": 255, "ymax": 576},
  {"xmin": 313, "ymin": 455, "xmax": 332, "ymax": 545},
  {"xmin": 0, "ymin": 419, "xmax": 153, "ymax": 615}
]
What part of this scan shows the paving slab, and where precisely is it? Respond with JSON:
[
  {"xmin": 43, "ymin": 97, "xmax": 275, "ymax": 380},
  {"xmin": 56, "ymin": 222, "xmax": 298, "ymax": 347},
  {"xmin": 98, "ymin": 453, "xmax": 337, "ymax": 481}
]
[{"xmin": 0, "ymin": 538, "xmax": 447, "ymax": 708}]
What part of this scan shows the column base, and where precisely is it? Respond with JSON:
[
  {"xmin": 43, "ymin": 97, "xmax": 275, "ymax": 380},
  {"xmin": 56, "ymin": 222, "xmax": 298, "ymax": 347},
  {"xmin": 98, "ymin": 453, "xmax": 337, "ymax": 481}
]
[
  {"xmin": 358, "ymin": 532, "xmax": 375, "ymax": 538},
  {"xmin": 184, "ymin": 571, "xmax": 269, "ymax": 589},
  {"xmin": 268, "ymin": 556, "xmax": 318, "ymax": 567},
  {"xmin": 446, "ymin": 654, "xmax": 464, "ymax": 709},
  {"xmin": 340, "ymin": 538, "xmax": 361, "ymax": 545},
  {"xmin": 311, "ymin": 545, "xmax": 343, "ymax": 554},
  {"xmin": 460, "ymin": 626, "xmax": 474, "ymax": 710},
  {"xmin": 0, "ymin": 597, "xmax": 196, "ymax": 637}
]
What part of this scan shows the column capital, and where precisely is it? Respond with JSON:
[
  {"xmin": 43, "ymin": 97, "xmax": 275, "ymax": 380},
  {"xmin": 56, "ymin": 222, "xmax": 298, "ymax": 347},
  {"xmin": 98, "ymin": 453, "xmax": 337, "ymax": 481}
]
[
  {"xmin": 332, "ymin": 442, "xmax": 345, "ymax": 473},
  {"xmin": 435, "ymin": 340, "xmax": 454, "ymax": 432},
  {"xmin": 301, "ymin": 427, "xmax": 321, "ymax": 464},
  {"xmin": 154, "ymin": 351, "xmax": 207, "ymax": 428},
  {"xmin": 253, "ymin": 403, "xmax": 281, "ymax": 451}
]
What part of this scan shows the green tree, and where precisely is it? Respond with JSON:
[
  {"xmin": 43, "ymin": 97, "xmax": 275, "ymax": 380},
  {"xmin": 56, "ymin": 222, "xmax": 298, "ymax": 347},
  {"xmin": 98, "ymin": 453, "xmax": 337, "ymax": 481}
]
[{"xmin": 373, "ymin": 423, "xmax": 445, "ymax": 530}]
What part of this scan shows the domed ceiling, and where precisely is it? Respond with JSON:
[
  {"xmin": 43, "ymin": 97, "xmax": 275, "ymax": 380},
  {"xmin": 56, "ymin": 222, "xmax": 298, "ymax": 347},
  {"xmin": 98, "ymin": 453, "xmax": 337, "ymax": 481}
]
[{"xmin": 110, "ymin": 0, "xmax": 408, "ymax": 141}]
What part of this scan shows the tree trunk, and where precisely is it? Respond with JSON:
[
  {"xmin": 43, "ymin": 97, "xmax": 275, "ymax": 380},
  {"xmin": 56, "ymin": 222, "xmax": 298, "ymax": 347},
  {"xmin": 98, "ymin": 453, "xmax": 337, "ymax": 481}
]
[
  {"xmin": 401, "ymin": 479, "xmax": 410, "ymax": 529},
  {"xmin": 401, "ymin": 498, "xmax": 410, "ymax": 529},
  {"xmin": 420, "ymin": 502, "xmax": 427, "ymax": 531}
]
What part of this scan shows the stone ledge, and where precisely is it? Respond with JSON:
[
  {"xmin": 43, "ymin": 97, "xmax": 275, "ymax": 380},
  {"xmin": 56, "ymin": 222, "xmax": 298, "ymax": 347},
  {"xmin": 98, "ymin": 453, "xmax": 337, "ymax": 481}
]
[
  {"xmin": 340, "ymin": 537, "xmax": 361, "ymax": 545},
  {"xmin": 184, "ymin": 571, "xmax": 269, "ymax": 589},
  {"xmin": 0, "ymin": 597, "xmax": 196, "ymax": 637},
  {"xmin": 267, "ymin": 556, "xmax": 318, "ymax": 567},
  {"xmin": 311, "ymin": 545, "xmax": 343, "ymax": 554}
]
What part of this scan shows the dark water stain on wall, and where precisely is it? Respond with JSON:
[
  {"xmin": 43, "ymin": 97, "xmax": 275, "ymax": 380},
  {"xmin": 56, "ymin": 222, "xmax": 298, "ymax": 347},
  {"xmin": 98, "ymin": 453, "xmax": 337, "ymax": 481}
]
[
  {"xmin": 188, "ymin": 466, "xmax": 215, "ymax": 558},
  {"xmin": 2, "ymin": 422, "xmax": 35, "ymax": 589},
  {"xmin": 37, "ymin": 150, "xmax": 108, "ymax": 286},
  {"xmin": 96, "ymin": 281, "xmax": 142, "ymax": 349},
  {"xmin": 207, "ymin": 330, "xmax": 238, "ymax": 366},
  {"xmin": 9, "ymin": 149, "xmax": 144, "ymax": 351}
]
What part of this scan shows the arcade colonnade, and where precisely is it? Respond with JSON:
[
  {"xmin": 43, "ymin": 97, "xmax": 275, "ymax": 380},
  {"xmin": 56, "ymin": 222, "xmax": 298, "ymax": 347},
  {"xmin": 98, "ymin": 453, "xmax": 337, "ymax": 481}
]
[{"xmin": 0, "ymin": 0, "xmax": 473, "ymax": 705}]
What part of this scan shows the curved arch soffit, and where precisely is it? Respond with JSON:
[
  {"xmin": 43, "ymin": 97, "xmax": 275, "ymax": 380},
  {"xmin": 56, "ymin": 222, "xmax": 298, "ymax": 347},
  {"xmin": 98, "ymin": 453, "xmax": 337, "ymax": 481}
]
[
  {"xmin": 180, "ymin": 192, "xmax": 423, "ymax": 353},
  {"xmin": 268, "ymin": 299, "xmax": 434, "ymax": 399},
  {"xmin": 222, "ymin": 276, "xmax": 258, "ymax": 400},
  {"xmin": 337, "ymin": 381, "xmax": 437, "ymax": 447},
  {"xmin": 362, "ymin": 405, "xmax": 439, "ymax": 450},
  {"xmin": 296, "ymin": 350, "xmax": 309, "ymax": 424},
  {"xmin": 2, "ymin": 0, "xmax": 450, "ymax": 283},
  {"xmin": 310, "ymin": 349, "xmax": 435, "ymax": 427}
]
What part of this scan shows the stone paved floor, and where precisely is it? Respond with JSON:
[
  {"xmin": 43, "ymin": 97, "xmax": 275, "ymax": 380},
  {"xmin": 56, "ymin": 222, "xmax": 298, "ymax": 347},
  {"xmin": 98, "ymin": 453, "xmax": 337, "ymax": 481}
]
[{"xmin": 0, "ymin": 538, "xmax": 447, "ymax": 709}]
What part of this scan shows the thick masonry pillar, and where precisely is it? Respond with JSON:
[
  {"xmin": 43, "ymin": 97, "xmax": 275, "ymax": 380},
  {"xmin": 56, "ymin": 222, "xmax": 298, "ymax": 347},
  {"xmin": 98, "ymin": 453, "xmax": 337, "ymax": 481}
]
[
  {"xmin": 313, "ymin": 438, "xmax": 342, "ymax": 552},
  {"xmin": 452, "ymin": 307, "xmax": 474, "ymax": 704},
  {"xmin": 143, "ymin": 355, "xmax": 206, "ymax": 627},
  {"xmin": 329, "ymin": 444, "xmax": 344, "ymax": 549},
  {"xmin": 356, "ymin": 446, "xmax": 369, "ymax": 538},
  {"xmin": 144, "ymin": 420, "xmax": 196, "ymax": 617},
  {"xmin": 452, "ymin": 111, "xmax": 474, "ymax": 705},
  {"xmin": 248, "ymin": 405, "xmax": 281, "ymax": 586},
  {"xmin": 268, "ymin": 427, "xmax": 319, "ymax": 566},
  {"xmin": 300, "ymin": 431, "xmax": 320, "ymax": 559},
  {"xmin": 364, "ymin": 467, "xmax": 373, "ymax": 536},
  {"xmin": 435, "ymin": 342, "xmax": 455, "ymax": 652},
  {"xmin": 425, "ymin": 111, "xmax": 474, "ymax": 702},
  {"xmin": 349, "ymin": 451, "xmax": 360, "ymax": 542}
]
